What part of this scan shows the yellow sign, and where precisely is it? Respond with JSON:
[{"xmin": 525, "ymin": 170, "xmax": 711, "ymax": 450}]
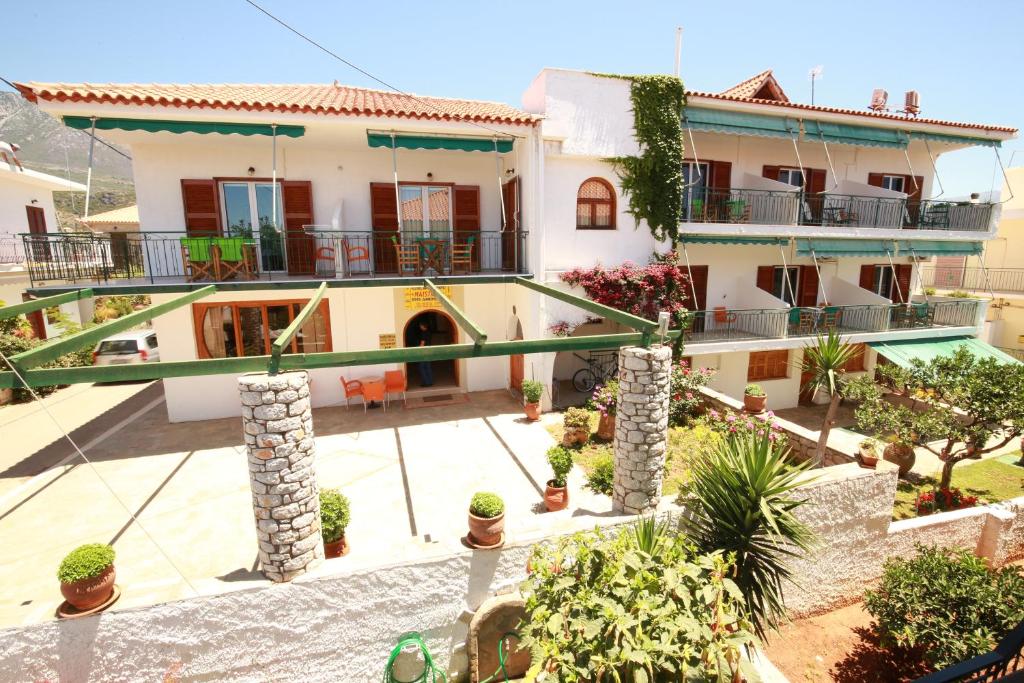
[
  {"xmin": 379, "ymin": 333, "xmax": 396, "ymax": 350},
  {"xmin": 403, "ymin": 286, "xmax": 452, "ymax": 311}
]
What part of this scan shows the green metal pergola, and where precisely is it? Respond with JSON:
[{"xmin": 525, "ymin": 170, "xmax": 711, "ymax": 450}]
[{"xmin": 0, "ymin": 276, "xmax": 669, "ymax": 390}]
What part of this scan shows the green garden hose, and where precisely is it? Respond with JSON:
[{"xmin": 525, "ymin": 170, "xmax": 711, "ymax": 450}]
[
  {"xmin": 383, "ymin": 632, "xmax": 447, "ymax": 683},
  {"xmin": 478, "ymin": 632, "xmax": 521, "ymax": 683}
]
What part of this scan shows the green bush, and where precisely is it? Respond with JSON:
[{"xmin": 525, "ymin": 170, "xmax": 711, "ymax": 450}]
[
  {"xmin": 519, "ymin": 527, "xmax": 756, "ymax": 681},
  {"xmin": 57, "ymin": 543, "xmax": 115, "ymax": 583},
  {"xmin": 923, "ymin": 286, "xmax": 937, "ymax": 296},
  {"xmin": 319, "ymin": 489, "xmax": 351, "ymax": 544},
  {"xmin": 469, "ymin": 492, "xmax": 504, "ymax": 518},
  {"xmin": 546, "ymin": 445, "xmax": 574, "ymax": 488},
  {"xmin": 949, "ymin": 290, "xmax": 971, "ymax": 298},
  {"xmin": 521, "ymin": 380, "xmax": 543, "ymax": 404},
  {"xmin": 744, "ymin": 383, "xmax": 765, "ymax": 397},
  {"xmin": 864, "ymin": 544, "xmax": 1024, "ymax": 669},
  {"xmin": 669, "ymin": 359, "xmax": 715, "ymax": 426},
  {"xmin": 584, "ymin": 451, "xmax": 614, "ymax": 495},
  {"xmin": 562, "ymin": 407, "xmax": 591, "ymax": 431}
]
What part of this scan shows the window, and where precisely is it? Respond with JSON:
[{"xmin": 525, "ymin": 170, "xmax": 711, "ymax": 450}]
[
  {"xmin": 747, "ymin": 350, "xmax": 789, "ymax": 381},
  {"xmin": 193, "ymin": 299, "xmax": 331, "ymax": 359},
  {"xmin": 221, "ymin": 181, "xmax": 284, "ymax": 271},
  {"xmin": 842, "ymin": 344, "xmax": 866, "ymax": 373},
  {"xmin": 576, "ymin": 178, "xmax": 616, "ymax": 229},
  {"xmin": 398, "ymin": 184, "xmax": 452, "ymax": 237},
  {"xmin": 777, "ymin": 168, "xmax": 804, "ymax": 188},
  {"xmin": 872, "ymin": 266, "xmax": 895, "ymax": 298},
  {"xmin": 682, "ymin": 162, "xmax": 710, "ymax": 221},
  {"xmin": 881, "ymin": 175, "xmax": 905, "ymax": 193},
  {"xmin": 771, "ymin": 267, "xmax": 800, "ymax": 306}
]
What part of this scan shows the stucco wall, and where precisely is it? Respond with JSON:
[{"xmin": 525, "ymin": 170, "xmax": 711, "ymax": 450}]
[{"xmin": 0, "ymin": 175, "xmax": 61, "ymax": 239}]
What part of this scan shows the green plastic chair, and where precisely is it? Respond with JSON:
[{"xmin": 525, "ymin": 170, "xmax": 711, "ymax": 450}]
[{"xmin": 788, "ymin": 307, "xmax": 802, "ymax": 326}]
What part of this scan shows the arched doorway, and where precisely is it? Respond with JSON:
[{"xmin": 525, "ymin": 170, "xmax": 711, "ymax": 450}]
[{"xmin": 404, "ymin": 310, "xmax": 458, "ymax": 389}]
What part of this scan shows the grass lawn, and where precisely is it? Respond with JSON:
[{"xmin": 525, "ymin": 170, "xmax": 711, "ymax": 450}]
[
  {"xmin": 893, "ymin": 453, "xmax": 1024, "ymax": 520},
  {"xmin": 545, "ymin": 410, "xmax": 718, "ymax": 497}
]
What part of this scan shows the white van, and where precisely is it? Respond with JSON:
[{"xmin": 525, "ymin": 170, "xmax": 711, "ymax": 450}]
[{"xmin": 92, "ymin": 330, "xmax": 160, "ymax": 366}]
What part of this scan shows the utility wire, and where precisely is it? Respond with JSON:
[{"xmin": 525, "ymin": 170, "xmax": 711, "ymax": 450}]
[{"xmin": 242, "ymin": 0, "xmax": 525, "ymax": 140}]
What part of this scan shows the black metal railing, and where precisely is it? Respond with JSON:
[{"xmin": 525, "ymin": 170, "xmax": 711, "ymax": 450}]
[
  {"xmin": 920, "ymin": 267, "xmax": 1024, "ymax": 295},
  {"xmin": 680, "ymin": 188, "xmax": 995, "ymax": 232},
  {"xmin": 21, "ymin": 229, "xmax": 529, "ymax": 285},
  {"xmin": 913, "ymin": 619, "xmax": 1024, "ymax": 682},
  {"xmin": 0, "ymin": 237, "xmax": 25, "ymax": 264}
]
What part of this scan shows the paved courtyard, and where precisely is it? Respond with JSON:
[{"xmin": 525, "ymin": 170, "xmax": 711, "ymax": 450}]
[{"xmin": 0, "ymin": 388, "xmax": 612, "ymax": 628}]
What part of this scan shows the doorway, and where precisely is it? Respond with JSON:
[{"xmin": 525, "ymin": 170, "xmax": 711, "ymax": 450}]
[{"xmin": 404, "ymin": 310, "xmax": 458, "ymax": 389}]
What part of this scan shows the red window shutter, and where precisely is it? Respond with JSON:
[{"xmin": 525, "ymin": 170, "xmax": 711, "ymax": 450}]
[
  {"xmin": 866, "ymin": 173, "xmax": 885, "ymax": 188},
  {"xmin": 709, "ymin": 161, "xmax": 732, "ymax": 190},
  {"xmin": 798, "ymin": 265, "xmax": 819, "ymax": 307},
  {"xmin": 859, "ymin": 264, "xmax": 875, "ymax": 290},
  {"xmin": 370, "ymin": 183, "xmax": 399, "ymax": 273},
  {"xmin": 895, "ymin": 264, "xmax": 913, "ymax": 303},
  {"xmin": 806, "ymin": 169, "xmax": 827, "ymax": 194},
  {"xmin": 756, "ymin": 266, "xmax": 774, "ymax": 293},
  {"xmin": 180, "ymin": 179, "xmax": 222, "ymax": 235},
  {"xmin": 281, "ymin": 180, "xmax": 315, "ymax": 276},
  {"xmin": 25, "ymin": 206, "xmax": 47, "ymax": 234},
  {"xmin": 906, "ymin": 175, "xmax": 924, "ymax": 202},
  {"xmin": 685, "ymin": 265, "xmax": 709, "ymax": 310},
  {"xmin": 454, "ymin": 185, "xmax": 481, "ymax": 270},
  {"xmin": 762, "ymin": 165, "xmax": 781, "ymax": 181}
]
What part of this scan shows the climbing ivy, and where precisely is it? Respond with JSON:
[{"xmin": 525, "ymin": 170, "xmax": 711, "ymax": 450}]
[{"xmin": 603, "ymin": 74, "xmax": 686, "ymax": 243}]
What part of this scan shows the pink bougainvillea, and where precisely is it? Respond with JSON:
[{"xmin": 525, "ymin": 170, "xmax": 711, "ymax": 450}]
[{"xmin": 560, "ymin": 251, "xmax": 692, "ymax": 324}]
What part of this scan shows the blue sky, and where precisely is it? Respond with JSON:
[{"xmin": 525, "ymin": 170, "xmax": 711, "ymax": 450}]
[{"xmin": 5, "ymin": 0, "xmax": 1022, "ymax": 195}]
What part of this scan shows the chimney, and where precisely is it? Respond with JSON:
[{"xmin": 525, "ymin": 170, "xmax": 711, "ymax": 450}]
[
  {"xmin": 904, "ymin": 90, "xmax": 920, "ymax": 116},
  {"xmin": 869, "ymin": 89, "xmax": 888, "ymax": 111}
]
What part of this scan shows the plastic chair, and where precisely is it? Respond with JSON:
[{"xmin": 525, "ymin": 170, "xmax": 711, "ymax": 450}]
[
  {"xmin": 362, "ymin": 378, "xmax": 386, "ymax": 411},
  {"xmin": 384, "ymin": 370, "xmax": 407, "ymax": 408},
  {"xmin": 341, "ymin": 239, "xmax": 370, "ymax": 273},
  {"xmin": 340, "ymin": 377, "xmax": 364, "ymax": 411},
  {"xmin": 713, "ymin": 306, "xmax": 737, "ymax": 325}
]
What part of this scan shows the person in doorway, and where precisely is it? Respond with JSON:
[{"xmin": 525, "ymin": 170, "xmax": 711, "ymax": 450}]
[{"xmin": 413, "ymin": 320, "xmax": 434, "ymax": 387}]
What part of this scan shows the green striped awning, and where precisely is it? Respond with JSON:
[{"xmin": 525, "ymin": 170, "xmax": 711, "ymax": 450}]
[
  {"xmin": 367, "ymin": 132, "xmax": 513, "ymax": 153},
  {"xmin": 868, "ymin": 336, "xmax": 1020, "ymax": 368},
  {"xmin": 795, "ymin": 238, "xmax": 896, "ymax": 257},
  {"xmin": 683, "ymin": 108, "xmax": 797, "ymax": 139},
  {"xmin": 63, "ymin": 116, "xmax": 305, "ymax": 138},
  {"xmin": 910, "ymin": 131, "xmax": 1001, "ymax": 148},
  {"xmin": 897, "ymin": 240, "xmax": 984, "ymax": 257},
  {"xmin": 680, "ymin": 234, "xmax": 782, "ymax": 245},
  {"xmin": 803, "ymin": 120, "xmax": 908, "ymax": 149}
]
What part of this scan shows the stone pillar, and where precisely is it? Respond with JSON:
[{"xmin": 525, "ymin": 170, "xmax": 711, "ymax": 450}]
[
  {"xmin": 613, "ymin": 345, "xmax": 672, "ymax": 514},
  {"xmin": 238, "ymin": 371, "xmax": 323, "ymax": 582}
]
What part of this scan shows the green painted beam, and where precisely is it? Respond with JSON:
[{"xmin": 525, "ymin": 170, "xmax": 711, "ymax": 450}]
[
  {"xmin": 424, "ymin": 278, "xmax": 487, "ymax": 346},
  {"xmin": 9, "ymin": 286, "xmax": 216, "ymax": 370},
  {"xmin": 0, "ymin": 289, "xmax": 93, "ymax": 320},
  {"xmin": 268, "ymin": 282, "xmax": 327, "ymax": 374},
  {"xmin": 0, "ymin": 356, "xmax": 269, "ymax": 389},
  {"xmin": 513, "ymin": 277, "xmax": 658, "ymax": 333}
]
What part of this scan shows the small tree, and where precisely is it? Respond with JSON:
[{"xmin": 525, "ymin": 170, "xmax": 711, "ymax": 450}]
[
  {"xmin": 845, "ymin": 348, "xmax": 1024, "ymax": 490},
  {"xmin": 800, "ymin": 331, "xmax": 859, "ymax": 467}
]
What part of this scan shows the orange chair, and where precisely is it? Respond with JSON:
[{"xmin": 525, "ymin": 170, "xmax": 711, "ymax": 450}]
[
  {"xmin": 340, "ymin": 377, "xmax": 364, "ymax": 410},
  {"xmin": 713, "ymin": 306, "xmax": 737, "ymax": 325},
  {"xmin": 362, "ymin": 378, "xmax": 387, "ymax": 411},
  {"xmin": 384, "ymin": 370, "xmax": 407, "ymax": 408},
  {"xmin": 341, "ymin": 239, "xmax": 370, "ymax": 274}
]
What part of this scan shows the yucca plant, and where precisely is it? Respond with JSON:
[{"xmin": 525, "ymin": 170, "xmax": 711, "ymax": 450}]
[
  {"xmin": 683, "ymin": 430, "xmax": 816, "ymax": 639},
  {"xmin": 800, "ymin": 331, "xmax": 859, "ymax": 467},
  {"xmin": 629, "ymin": 514, "xmax": 671, "ymax": 556}
]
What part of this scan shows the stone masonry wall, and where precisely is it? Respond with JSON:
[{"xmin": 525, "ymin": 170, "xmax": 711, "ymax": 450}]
[
  {"xmin": 238, "ymin": 371, "xmax": 323, "ymax": 582},
  {"xmin": 613, "ymin": 345, "xmax": 673, "ymax": 514}
]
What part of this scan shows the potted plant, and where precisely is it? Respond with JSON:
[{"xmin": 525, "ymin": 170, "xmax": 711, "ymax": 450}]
[
  {"xmin": 467, "ymin": 492, "xmax": 505, "ymax": 548},
  {"xmin": 521, "ymin": 380, "xmax": 543, "ymax": 421},
  {"xmin": 320, "ymin": 488, "xmax": 351, "ymax": 558},
  {"xmin": 589, "ymin": 379, "xmax": 618, "ymax": 440},
  {"xmin": 883, "ymin": 436, "xmax": 916, "ymax": 477},
  {"xmin": 743, "ymin": 383, "xmax": 767, "ymax": 413},
  {"xmin": 544, "ymin": 446, "xmax": 574, "ymax": 512},
  {"xmin": 58, "ymin": 543, "xmax": 116, "ymax": 612},
  {"xmin": 561, "ymin": 407, "xmax": 591, "ymax": 446},
  {"xmin": 858, "ymin": 439, "xmax": 879, "ymax": 468}
]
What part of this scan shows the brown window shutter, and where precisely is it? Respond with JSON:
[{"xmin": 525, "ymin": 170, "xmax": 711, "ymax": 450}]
[
  {"xmin": 709, "ymin": 161, "xmax": 732, "ymax": 190},
  {"xmin": 281, "ymin": 180, "xmax": 315, "ymax": 276},
  {"xmin": 895, "ymin": 264, "xmax": 913, "ymax": 303},
  {"xmin": 685, "ymin": 265, "xmax": 709, "ymax": 310},
  {"xmin": 756, "ymin": 265, "xmax": 774, "ymax": 293},
  {"xmin": 866, "ymin": 173, "xmax": 885, "ymax": 188},
  {"xmin": 906, "ymin": 175, "xmax": 924, "ymax": 202},
  {"xmin": 798, "ymin": 265, "xmax": 819, "ymax": 307},
  {"xmin": 454, "ymin": 185, "xmax": 481, "ymax": 270},
  {"xmin": 762, "ymin": 165, "xmax": 781, "ymax": 181},
  {"xmin": 180, "ymin": 179, "xmax": 222, "ymax": 235},
  {"xmin": 370, "ymin": 183, "xmax": 399, "ymax": 273},
  {"xmin": 859, "ymin": 264, "xmax": 875, "ymax": 290},
  {"xmin": 806, "ymin": 169, "xmax": 827, "ymax": 194}
]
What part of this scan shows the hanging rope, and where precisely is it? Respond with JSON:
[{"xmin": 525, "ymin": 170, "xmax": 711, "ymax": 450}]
[
  {"xmin": 816, "ymin": 133, "xmax": 840, "ymax": 192},
  {"xmin": 391, "ymin": 132, "xmax": 403, "ymax": 234},
  {"xmin": 682, "ymin": 124, "xmax": 703, "ymax": 188},
  {"xmin": 382, "ymin": 632, "xmax": 447, "ymax": 682},
  {"xmin": 680, "ymin": 237, "xmax": 696, "ymax": 308},
  {"xmin": 901, "ymin": 143, "xmax": 920, "ymax": 194},
  {"xmin": 906, "ymin": 245, "xmax": 932, "ymax": 304},
  {"xmin": 994, "ymin": 146, "xmax": 1016, "ymax": 203},
  {"xmin": 923, "ymin": 138, "xmax": 945, "ymax": 198},
  {"xmin": 495, "ymin": 137, "xmax": 508, "ymax": 232},
  {"xmin": 83, "ymin": 116, "xmax": 97, "ymax": 220},
  {"xmin": 270, "ymin": 123, "xmax": 279, "ymax": 232},
  {"xmin": 885, "ymin": 247, "xmax": 906, "ymax": 307},
  {"xmin": 975, "ymin": 242, "xmax": 998, "ymax": 300},
  {"xmin": 778, "ymin": 239, "xmax": 797, "ymax": 306},
  {"xmin": 809, "ymin": 247, "xmax": 829, "ymax": 305}
]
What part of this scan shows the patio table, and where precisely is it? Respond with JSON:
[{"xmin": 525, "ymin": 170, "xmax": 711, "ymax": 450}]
[
  {"xmin": 360, "ymin": 375, "xmax": 386, "ymax": 409},
  {"xmin": 417, "ymin": 238, "xmax": 448, "ymax": 275}
]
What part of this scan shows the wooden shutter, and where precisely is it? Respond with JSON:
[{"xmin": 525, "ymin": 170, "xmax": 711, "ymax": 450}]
[
  {"xmin": 281, "ymin": 180, "xmax": 314, "ymax": 276},
  {"xmin": 804, "ymin": 169, "xmax": 828, "ymax": 224},
  {"xmin": 180, "ymin": 179, "xmax": 222, "ymax": 235},
  {"xmin": 859, "ymin": 264, "xmax": 875, "ymax": 291},
  {"xmin": 895, "ymin": 264, "xmax": 913, "ymax": 303},
  {"xmin": 25, "ymin": 205, "xmax": 46, "ymax": 234},
  {"xmin": 762, "ymin": 165, "xmax": 781, "ymax": 182},
  {"xmin": 806, "ymin": 169, "xmax": 827, "ymax": 194},
  {"xmin": 866, "ymin": 173, "xmax": 885, "ymax": 188},
  {"xmin": 501, "ymin": 178, "xmax": 520, "ymax": 272},
  {"xmin": 453, "ymin": 185, "xmax": 481, "ymax": 270},
  {"xmin": 756, "ymin": 266, "xmax": 774, "ymax": 294},
  {"xmin": 798, "ymin": 265, "xmax": 819, "ymax": 307},
  {"xmin": 370, "ymin": 182, "xmax": 399, "ymax": 273},
  {"xmin": 683, "ymin": 265, "xmax": 709, "ymax": 310},
  {"xmin": 709, "ymin": 161, "xmax": 732, "ymax": 190}
]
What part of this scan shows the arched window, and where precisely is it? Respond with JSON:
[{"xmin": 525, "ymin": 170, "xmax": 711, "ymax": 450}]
[{"xmin": 576, "ymin": 178, "xmax": 615, "ymax": 230}]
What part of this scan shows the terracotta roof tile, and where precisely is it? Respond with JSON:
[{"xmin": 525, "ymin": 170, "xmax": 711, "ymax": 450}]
[
  {"xmin": 720, "ymin": 70, "xmax": 789, "ymax": 102},
  {"xmin": 83, "ymin": 204, "xmax": 139, "ymax": 225},
  {"xmin": 15, "ymin": 82, "xmax": 540, "ymax": 127}
]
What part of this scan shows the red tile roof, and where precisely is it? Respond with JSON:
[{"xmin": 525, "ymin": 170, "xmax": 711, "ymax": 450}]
[
  {"xmin": 15, "ymin": 82, "xmax": 540, "ymax": 127},
  {"xmin": 719, "ymin": 70, "xmax": 789, "ymax": 103}
]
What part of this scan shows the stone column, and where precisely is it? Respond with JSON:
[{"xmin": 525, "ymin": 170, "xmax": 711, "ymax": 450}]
[
  {"xmin": 238, "ymin": 371, "xmax": 323, "ymax": 582},
  {"xmin": 613, "ymin": 345, "xmax": 672, "ymax": 514}
]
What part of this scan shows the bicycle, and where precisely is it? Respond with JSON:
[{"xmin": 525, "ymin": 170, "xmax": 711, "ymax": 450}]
[{"xmin": 571, "ymin": 350, "xmax": 617, "ymax": 393}]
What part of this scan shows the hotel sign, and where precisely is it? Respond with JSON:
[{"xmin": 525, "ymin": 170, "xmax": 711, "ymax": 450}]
[{"xmin": 403, "ymin": 286, "xmax": 452, "ymax": 311}]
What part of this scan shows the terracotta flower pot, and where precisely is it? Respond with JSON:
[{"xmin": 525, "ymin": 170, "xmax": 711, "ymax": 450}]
[
  {"xmin": 544, "ymin": 481, "xmax": 569, "ymax": 512},
  {"xmin": 561, "ymin": 428, "xmax": 589, "ymax": 447},
  {"xmin": 883, "ymin": 442, "xmax": 916, "ymax": 477},
  {"xmin": 60, "ymin": 564, "xmax": 115, "ymax": 611},
  {"xmin": 858, "ymin": 448, "xmax": 879, "ymax": 469},
  {"xmin": 524, "ymin": 402, "xmax": 541, "ymax": 421},
  {"xmin": 596, "ymin": 413, "xmax": 615, "ymax": 440},
  {"xmin": 743, "ymin": 394, "xmax": 767, "ymax": 414},
  {"xmin": 323, "ymin": 535, "xmax": 350, "ymax": 558},
  {"xmin": 467, "ymin": 511, "xmax": 505, "ymax": 547}
]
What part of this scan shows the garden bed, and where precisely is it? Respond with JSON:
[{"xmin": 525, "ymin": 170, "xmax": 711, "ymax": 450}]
[{"xmin": 893, "ymin": 453, "xmax": 1024, "ymax": 520}]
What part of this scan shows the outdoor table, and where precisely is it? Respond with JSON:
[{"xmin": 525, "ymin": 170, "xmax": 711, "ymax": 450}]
[
  {"xmin": 417, "ymin": 239, "xmax": 448, "ymax": 275},
  {"xmin": 360, "ymin": 375, "xmax": 386, "ymax": 409}
]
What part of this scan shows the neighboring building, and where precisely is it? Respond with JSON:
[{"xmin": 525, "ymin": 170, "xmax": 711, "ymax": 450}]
[
  {"xmin": 13, "ymin": 69, "xmax": 1017, "ymax": 419},
  {"xmin": 83, "ymin": 204, "xmax": 139, "ymax": 233}
]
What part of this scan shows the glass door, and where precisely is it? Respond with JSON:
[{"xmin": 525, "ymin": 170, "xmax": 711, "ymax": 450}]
[
  {"xmin": 399, "ymin": 185, "xmax": 452, "ymax": 275},
  {"xmin": 221, "ymin": 181, "xmax": 284, "ymax": 271}
]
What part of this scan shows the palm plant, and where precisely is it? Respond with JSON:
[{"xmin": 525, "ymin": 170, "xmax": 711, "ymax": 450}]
[
  {"xmin": 800, "ymin": 331, "xmax": 858, "ymax": 467},
  {"xmin": 683, "ymin": 430, "xmax": 816, "ymax": 639}
]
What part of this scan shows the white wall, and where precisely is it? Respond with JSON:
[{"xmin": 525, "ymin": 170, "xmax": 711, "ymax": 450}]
[{"xmin": 0, "ymin": 177, "xmax": 61, "ymax": 239}]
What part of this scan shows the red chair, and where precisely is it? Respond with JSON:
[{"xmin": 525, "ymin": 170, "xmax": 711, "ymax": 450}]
[
  {"xmin": 340, "ymin": 377, "xmax": 364, "ymax": 410},
  {"xmin": 384, "ymin": 370, "xmax": 407, "ymax": 408},
  {"xmin": 342, "ymin": 239, "xmax": 370, "ymax": 275}
]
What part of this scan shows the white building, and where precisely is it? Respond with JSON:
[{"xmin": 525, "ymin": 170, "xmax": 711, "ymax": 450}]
[{"xmin": 14, "ymin": 69, "xmax": 1017, "ymax": 420}]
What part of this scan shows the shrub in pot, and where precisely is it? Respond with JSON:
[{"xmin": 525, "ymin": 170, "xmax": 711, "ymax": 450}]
[
  {"xmin": 858, "ymin": 439, "xmax": 879, "ymax": 468},
  {"xmin": 320, "ymin": 488, "xmax": 351, "ymax": 558},
  {"xmin": 58, "ymin": 543, "xmax": 116, "ymax": 611},
  {"xmin": 467, "ymin": 492, "xmax": 505, "ymax": 548},
  {"xmin": 588, "ymin": 380, "xmax": 617, "ymax": 440},
  {"xmin": 743, "ymin": 383, "xmax": 767, "ymax": 413},
  {"xmin": 560, "ymin": 407, "xmax": 591, "ymax": 446},
  {"xmin": 521, "ymin": 380, "xmax": 543, "ymax": 421},
  {"xmin": 883, "ymin": 438, "xmax": 916, "ymax": 476},
  {"xmin": 544, "ymin": 445, "xmax": 573, "ymax": 512}
]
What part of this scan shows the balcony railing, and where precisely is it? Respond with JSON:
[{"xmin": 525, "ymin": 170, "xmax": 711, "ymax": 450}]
[
  {"xmin": 682, "ymin": 188, "xmax": 995, "ymax": 232},
  {"xmin": 21, "ymin": 229, "xmax": 529, "ymax": 286},
  {"xmin": 919, "ymin": 267, "xmax": 1024, "ymax": 295},
  {"xmin": 0, "ymin": 237, "xmax": 25, "ymax": 264},
  {"xmin": 682, "ymin": 300, "xmax": 980, "ymax": 345}
]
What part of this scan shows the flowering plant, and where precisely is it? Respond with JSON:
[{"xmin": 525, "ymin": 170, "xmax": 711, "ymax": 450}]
[
  {"xmin": 700, "ymin": 407, "xmax": 784, "ymax": 442},
  {"xmin": 587, "ymin": 379, "xmax": 618, "ymax": 417},
  {"xmin": 548, "ymin": 320, "xmax": 572, "ymax": 337},
  {"xmin": 669, "ymin": 359, "xmax": 716, "ymax": 426},
  {"xmin": 915, "ymin": 487, "xmax": 980, "ymax": 516}
]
